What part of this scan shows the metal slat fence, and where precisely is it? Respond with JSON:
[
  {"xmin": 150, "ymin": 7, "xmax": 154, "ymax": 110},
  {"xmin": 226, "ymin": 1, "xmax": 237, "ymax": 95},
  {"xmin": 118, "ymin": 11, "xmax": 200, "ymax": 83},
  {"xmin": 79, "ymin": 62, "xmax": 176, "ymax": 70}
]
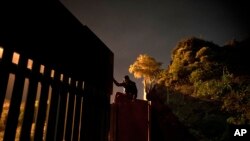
[{"xmin": 0, "ymin": 46, "xmax": 86, "ymax": 141}]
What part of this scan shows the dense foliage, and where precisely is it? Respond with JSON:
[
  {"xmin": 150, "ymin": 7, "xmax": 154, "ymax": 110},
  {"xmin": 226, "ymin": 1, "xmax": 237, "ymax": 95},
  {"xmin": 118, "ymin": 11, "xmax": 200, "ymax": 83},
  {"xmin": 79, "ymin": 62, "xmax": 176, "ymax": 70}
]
[
  {"xmin": 166, "ymin": 37, "xmax": 250, "ymax": 125},
  {"xmin": 130, "ymin": 37, "xmax": 250, "ymax": 140}
]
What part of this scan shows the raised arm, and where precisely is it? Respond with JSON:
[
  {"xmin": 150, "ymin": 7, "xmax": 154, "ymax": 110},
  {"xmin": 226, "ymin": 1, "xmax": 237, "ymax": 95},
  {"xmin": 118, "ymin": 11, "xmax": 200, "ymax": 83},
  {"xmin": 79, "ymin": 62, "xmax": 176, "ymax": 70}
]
[{"xmin": 113, "ymin": 78, "xmax": 124, "ymax": 87}]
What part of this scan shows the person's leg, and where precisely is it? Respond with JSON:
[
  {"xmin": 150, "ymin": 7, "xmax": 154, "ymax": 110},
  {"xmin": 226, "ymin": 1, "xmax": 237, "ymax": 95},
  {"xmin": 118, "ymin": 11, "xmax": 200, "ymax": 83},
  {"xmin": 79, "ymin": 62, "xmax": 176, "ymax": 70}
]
[
  {"xmin": 126, "ymin": 93, "xmax": 137, "ymax": 102},
  {"xmin": 115, "ymin": 92, "xmax": 124, "ymax": 103}
]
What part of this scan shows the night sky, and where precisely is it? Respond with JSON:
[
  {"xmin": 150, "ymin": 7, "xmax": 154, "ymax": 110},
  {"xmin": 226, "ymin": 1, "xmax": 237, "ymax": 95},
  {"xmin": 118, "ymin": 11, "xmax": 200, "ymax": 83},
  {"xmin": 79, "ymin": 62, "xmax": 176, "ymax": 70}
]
[{"xmin": 60, "ymin": 0, "xmax": 250, "ymax": 101}]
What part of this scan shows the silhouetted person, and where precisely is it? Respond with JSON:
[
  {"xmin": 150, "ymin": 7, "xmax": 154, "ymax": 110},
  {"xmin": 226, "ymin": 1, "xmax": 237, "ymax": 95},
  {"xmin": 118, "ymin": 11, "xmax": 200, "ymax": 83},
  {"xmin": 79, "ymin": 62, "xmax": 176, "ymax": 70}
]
[{"xmin": 113, "ymin": 75, "xmax": 137, "ymax": 103}]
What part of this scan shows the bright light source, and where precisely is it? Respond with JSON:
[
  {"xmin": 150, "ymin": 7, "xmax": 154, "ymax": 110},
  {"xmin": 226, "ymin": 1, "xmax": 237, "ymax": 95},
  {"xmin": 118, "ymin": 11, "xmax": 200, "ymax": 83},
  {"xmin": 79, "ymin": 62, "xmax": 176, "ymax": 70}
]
[
  {"xmin": 60, "ymin": 74, "xmax": 64, "ymax": 81},
  {"xmin": 12, "ymin": 52, "xmax": 20, "ymax": 65},
  {"xmin": 68, "ymin": 77, "xmax": 71, "ymax": 84},
  {"xmin": 0, "ymin": 47, "xmax": 4, "ymax": 59},
  {"xmin": 51, "ymin": 69, "xmax": 55, "ymax": 78},
  {"xmin": 40, "ymin": 65, "xmax": 45, "ymax": 74},
  {"xmin": 27, "ymin": 59, "xmax": 33, "ymax": 70}
]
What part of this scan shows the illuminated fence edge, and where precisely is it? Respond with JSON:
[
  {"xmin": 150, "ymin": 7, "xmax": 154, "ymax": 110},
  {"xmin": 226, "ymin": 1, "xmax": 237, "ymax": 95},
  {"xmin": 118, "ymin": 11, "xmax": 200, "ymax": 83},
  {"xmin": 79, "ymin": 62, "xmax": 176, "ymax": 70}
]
[{"xmin": 0, "ymin": 47, "xmax": 86, "ymax": 141}]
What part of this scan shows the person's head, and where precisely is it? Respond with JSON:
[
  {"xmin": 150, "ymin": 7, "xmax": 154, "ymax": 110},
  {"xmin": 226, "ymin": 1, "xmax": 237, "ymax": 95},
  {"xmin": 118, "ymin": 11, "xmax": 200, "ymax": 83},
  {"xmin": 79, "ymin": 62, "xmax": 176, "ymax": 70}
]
[{"xmin": 124, "ymin": 75, "xmax": 130, "ymax": 82}]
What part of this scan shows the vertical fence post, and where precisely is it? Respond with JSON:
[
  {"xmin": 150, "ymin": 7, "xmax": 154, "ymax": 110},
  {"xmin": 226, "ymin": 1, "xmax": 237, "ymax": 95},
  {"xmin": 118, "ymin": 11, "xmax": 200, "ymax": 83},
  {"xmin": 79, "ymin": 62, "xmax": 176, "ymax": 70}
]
[
  {"xmin": 79, "ymin": 85, "xmax": 86, "ymax": 141},
  {"xmin": 72, "ymin": 80, "xmax": 83, "ymax": 141},
  {"xmin": 34, "ymin": 67, "xmax": 51, "ymax": 141},
  {"xmin": 3, "ymin": 55, "xmax": 28, "ymax": 141},
  {"xmin": 0, "ymin": 48, "xmax": 13, "ymax": 117},
  {"xmin": 46, "ymin": 71, "xmax": 61, "ymax": 141},
  {"xmin": 20, "ymin": 61, "xmax": 40, "ymax": 141},
  {"xmin": 65, "ymin": 79, "xmax": 76, "ymax": 141},
  {"xmin": 80, "ymin": 82, "xmax": 96, "ymax": 141},
  {"xmin": 55, "ymin": 75, "xmax": 69, "ymax": 141}
]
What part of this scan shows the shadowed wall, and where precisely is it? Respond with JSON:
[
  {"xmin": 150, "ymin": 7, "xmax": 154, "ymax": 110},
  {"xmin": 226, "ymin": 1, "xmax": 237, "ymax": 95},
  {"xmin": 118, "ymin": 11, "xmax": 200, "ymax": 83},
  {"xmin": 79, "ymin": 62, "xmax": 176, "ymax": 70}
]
[{"xmin": 0, "ymin": 0, "xmax": 113, "ymax": 141}]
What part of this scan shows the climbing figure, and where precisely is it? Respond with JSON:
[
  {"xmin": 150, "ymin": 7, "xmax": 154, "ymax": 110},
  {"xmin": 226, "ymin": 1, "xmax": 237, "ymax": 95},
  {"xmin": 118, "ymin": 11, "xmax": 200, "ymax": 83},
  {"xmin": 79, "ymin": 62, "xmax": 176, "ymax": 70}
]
[{"xmin": 113, "ymin": 75, "xmax": 138, "ymax": 103}]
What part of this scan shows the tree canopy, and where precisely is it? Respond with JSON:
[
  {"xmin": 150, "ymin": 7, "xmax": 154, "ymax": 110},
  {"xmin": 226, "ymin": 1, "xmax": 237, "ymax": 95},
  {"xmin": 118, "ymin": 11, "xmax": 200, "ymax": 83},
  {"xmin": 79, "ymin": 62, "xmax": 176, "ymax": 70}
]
[
  {"xmin": 129, "ymin": 54, "xmax": 162, "ymax": 99},
  {"xmin": 129, "ymin": 54, "xmax": 162, "ymax": 82}
]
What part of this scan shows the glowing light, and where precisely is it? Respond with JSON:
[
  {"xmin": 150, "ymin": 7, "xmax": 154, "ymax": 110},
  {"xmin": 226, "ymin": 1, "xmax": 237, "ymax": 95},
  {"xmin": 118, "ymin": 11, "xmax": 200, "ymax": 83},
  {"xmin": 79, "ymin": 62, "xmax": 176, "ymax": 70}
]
[
  {"xmin": 40, "ymin": 65, "xmax": 45, "ymax": 74},
  {"xmin": 60, "ymin": 74, "xmax": 64, "ymax": 81},
  {"xmin": 68, "ymin": 77, "xmax": 71, "ymax": 84},
  {"xmin": 82, "ymin": 81, "xmax": 85, "ymax": 90},
  {"xmin": 76, "ymin": 81, "xmax": 78, "ymax": 87},
  {"xmin": 27, "ymin": 59, "xmax": 33, "ymax": 70},
  {"xmin": 51, "ymin": 69, "xmax": 55, "ymax": 78},
  {"xmin": 12, "ymin": 52, "xmax": 20, "ymax": 65},
  {"xmin": 0, "ymin": 47, "xmax": 3, "ymax": 59}
]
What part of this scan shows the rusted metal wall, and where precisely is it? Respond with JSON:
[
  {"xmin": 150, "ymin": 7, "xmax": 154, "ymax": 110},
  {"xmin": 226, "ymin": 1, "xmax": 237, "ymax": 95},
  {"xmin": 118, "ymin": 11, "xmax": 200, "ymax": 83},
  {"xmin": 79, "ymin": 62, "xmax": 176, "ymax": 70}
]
[{"xmin": 110, "ymin": 100, "xmax": 150, "ymax": 141}]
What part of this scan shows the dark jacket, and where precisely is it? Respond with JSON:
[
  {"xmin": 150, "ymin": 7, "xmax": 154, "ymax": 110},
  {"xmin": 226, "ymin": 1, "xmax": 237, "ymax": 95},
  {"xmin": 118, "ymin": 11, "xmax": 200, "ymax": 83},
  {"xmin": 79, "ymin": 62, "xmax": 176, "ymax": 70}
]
[{"xmin": 114, "ymin": 79, "xmax": 138, "ymax": 98}]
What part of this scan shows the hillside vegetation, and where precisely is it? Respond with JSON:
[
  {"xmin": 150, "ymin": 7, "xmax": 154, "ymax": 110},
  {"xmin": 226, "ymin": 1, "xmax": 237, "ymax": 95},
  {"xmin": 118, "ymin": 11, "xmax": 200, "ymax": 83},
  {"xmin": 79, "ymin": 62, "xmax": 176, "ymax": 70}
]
[{"xmin": 130, "ymin": 37, "xmax": 250, "ymax": 140}]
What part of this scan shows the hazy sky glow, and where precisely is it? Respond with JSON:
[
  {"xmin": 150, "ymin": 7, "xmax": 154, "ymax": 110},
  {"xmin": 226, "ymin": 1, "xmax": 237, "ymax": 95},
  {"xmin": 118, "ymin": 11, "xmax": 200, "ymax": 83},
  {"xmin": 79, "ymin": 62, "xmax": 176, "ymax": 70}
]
[{"xmin": 61, "ymin": 0, "xmax": 250, "ymax": 101}]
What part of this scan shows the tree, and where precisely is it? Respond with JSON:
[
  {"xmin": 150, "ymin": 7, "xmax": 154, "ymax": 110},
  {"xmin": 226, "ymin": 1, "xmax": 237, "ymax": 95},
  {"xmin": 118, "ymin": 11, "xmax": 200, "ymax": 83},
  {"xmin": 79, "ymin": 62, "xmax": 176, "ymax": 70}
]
[{"xmin": 129, "ymin": 54, "xmax": 162, "ymax": 100}]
